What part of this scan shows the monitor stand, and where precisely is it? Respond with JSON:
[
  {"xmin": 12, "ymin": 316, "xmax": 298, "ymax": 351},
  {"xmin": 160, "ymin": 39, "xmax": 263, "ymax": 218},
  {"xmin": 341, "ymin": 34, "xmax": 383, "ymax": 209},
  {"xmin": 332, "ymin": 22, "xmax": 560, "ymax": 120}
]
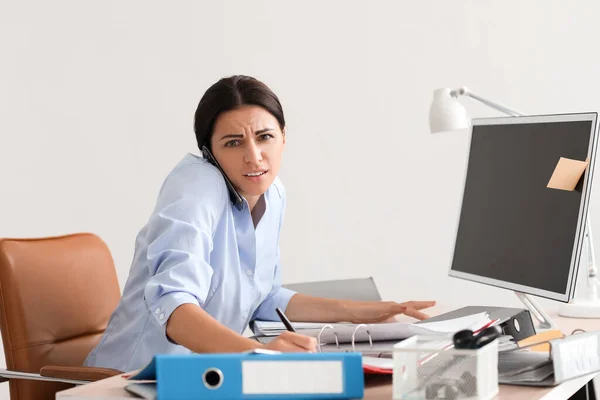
[
  {"xmin": 558, "ymin": 216, "xmax": 600, "ymax": 319},
  {"xmin": 514, "ymin": 292, "xmax": 557, "ymax": 331},
  {"xmin": 516, "ymin": 216, "xmax": 600, "ymax": 330}
]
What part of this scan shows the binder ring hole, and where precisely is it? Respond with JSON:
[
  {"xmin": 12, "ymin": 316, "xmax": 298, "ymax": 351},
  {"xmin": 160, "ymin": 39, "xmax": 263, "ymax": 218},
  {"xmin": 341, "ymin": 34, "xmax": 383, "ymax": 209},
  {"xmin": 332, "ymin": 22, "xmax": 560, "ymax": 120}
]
[
  {"xmin": 351, "ymin": 324, "xmax": 371, "ymax": 352},
  {"xmin": 203, "ymin": 368, "xmax": 223, "ymax": 389},
  {"xmin": 317, "ymin": 324, "xmax": 335, "ymax": 352}
]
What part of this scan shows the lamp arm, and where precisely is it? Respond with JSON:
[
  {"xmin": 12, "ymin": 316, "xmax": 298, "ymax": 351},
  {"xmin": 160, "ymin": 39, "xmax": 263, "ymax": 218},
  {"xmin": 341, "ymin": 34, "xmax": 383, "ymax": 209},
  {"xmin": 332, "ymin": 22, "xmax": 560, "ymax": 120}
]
[{"xmin": 450, "ymin": 87, "xmax": 524, "ymax": 117}]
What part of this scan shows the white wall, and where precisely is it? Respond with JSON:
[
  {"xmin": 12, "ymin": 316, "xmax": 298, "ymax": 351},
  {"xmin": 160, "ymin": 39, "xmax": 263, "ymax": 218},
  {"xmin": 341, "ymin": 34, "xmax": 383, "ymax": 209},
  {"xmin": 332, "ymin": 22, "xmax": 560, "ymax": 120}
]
[{"xmin": 2, "ymin": 0, "xmax": 600, "ymax": 397}]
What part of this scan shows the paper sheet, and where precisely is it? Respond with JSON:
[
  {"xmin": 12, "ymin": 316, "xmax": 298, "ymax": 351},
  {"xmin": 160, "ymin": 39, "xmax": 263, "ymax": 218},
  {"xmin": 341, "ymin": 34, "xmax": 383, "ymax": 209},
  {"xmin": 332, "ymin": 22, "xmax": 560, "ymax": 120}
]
[
  {"xmin": 547, "ymin": 157, "xmax": 589, "ymax": 191},
  {"xmin": 254, "ymin": 312, "xmax": 491, "ymax": 344}
]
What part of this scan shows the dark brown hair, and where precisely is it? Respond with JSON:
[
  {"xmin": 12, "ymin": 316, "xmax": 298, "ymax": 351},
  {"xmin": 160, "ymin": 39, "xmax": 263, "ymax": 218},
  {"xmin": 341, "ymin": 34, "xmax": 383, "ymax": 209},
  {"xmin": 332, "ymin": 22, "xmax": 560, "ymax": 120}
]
[{"xmin": 194, "ymin": 75, "xmax": 286, "ymax": 151}]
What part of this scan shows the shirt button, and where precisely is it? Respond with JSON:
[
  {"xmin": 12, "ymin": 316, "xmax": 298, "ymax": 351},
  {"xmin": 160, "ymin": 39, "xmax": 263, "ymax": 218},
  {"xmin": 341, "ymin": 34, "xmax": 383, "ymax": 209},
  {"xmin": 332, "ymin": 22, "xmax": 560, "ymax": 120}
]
[
  {"xmin": 159, "ymin": 313, "xmax": 165, "ymax": 320},
  {"xmin": 154, "ymin": 308, "xmax": 161, "ymax": 315},
  {"xmin": 246, "ymin": 270, "xmax": 253, "ymax": 276}
]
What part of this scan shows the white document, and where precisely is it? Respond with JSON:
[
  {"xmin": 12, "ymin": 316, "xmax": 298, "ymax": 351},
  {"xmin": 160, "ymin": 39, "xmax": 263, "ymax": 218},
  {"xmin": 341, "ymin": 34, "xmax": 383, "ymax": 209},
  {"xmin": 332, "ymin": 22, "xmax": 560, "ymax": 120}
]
[{"xmin": 254, "ymin": 312, "xmax": 491, "ymax": 344}]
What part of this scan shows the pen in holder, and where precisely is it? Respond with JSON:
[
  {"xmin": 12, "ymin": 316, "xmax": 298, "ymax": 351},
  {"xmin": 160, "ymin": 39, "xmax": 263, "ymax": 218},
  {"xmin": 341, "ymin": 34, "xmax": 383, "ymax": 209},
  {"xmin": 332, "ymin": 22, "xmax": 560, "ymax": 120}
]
[{"xmin": 392, "ymin": 327, "xmax": 500, "ymax": 400}]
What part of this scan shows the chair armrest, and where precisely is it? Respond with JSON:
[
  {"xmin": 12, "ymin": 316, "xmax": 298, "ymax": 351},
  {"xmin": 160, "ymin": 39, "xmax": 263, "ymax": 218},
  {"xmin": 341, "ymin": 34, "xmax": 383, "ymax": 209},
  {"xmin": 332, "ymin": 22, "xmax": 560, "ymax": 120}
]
[
  {"xmin": 0, "ymin": 368, "xmax": 89, "ymax": 385},
  {"xmin": 40, "ymin": 365, "xmax": 123, "ymax": 382}
]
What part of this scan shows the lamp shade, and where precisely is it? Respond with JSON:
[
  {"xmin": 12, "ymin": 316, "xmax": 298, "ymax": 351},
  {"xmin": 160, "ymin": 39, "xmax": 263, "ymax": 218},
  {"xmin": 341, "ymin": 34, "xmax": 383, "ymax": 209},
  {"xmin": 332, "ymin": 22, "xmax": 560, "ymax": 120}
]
[{"xmin": 429, "ymin": 88, "xmax": 471, "ymax": 133}]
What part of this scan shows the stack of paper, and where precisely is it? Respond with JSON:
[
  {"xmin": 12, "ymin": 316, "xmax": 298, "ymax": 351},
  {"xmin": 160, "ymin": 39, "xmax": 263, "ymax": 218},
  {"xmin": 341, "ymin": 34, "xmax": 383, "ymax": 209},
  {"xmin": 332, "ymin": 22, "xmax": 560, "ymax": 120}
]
[
  {"xmin": 253, "ymin": 312, "xmax": 493, "ymax": 344},
  {"xmin": 254, "ymin": 321, "xmax": 337, "ymax": 336}
]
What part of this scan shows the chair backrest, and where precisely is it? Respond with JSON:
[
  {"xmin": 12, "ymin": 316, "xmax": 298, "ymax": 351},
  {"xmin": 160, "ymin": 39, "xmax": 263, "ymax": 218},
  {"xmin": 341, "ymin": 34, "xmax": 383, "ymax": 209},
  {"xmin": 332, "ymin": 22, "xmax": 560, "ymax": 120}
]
[
  {"xmin": 0, "ymin": 233, "xmax": 121, "ymax": 400},
  {"xmin": 283, "ymin": 277, "xmax": 382, "ymax": 301}
]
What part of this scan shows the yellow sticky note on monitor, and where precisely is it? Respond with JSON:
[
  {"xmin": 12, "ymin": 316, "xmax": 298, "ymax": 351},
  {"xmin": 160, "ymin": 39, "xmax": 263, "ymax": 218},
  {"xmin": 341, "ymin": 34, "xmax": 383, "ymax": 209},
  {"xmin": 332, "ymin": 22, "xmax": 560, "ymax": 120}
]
[{"xmin": 547, "ymin": 157, "xmax": 589, "ymax": 191}]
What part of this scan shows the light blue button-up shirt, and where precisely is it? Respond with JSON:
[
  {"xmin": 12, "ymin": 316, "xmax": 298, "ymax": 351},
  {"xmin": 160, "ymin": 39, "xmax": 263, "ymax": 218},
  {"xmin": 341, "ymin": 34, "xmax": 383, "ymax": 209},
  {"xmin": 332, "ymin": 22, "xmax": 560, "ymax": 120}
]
[{"xmin": 84, "ymin": 153, "xmax": 296, "ymax": 372}]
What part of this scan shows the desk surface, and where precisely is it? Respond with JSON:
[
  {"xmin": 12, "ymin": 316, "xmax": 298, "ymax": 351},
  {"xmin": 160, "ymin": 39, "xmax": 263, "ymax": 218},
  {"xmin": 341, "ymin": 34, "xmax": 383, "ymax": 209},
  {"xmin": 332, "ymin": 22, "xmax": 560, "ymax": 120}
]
[
  {"xmin": 57, "ymin": 308, "xmax": 599, "ymax": 400},
  {"xmin": 56, "ymin": 370, "xmax": 597, "ymax": 400}
]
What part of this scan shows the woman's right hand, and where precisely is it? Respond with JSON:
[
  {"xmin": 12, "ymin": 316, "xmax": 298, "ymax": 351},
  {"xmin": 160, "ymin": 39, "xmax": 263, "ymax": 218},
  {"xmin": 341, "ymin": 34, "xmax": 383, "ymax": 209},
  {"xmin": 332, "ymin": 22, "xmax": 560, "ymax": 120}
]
[{"xmin": 263, "ymin": 331, "xmax": 317, "ymax": 353}]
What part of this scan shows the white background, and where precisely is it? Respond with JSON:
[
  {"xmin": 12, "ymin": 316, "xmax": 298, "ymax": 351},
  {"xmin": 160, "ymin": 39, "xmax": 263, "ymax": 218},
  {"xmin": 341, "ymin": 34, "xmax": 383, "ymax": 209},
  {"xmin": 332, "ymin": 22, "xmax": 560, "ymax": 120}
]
[{"xmin": 2, "ymin": 1, "xmax": 600, "ymax": 398}]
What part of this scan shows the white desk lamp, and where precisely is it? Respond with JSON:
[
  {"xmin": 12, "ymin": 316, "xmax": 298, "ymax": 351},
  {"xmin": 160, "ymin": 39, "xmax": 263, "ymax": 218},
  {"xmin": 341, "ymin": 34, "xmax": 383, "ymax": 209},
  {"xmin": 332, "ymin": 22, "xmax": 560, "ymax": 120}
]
[{"xmin": 429, "ymin": 86, "xmax": 600, "ymax": 324}]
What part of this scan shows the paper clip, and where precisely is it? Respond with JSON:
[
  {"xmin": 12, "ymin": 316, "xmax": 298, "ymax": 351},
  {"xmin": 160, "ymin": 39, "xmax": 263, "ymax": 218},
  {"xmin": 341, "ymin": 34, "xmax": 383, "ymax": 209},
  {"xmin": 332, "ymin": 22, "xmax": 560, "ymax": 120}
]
[{"xmin": 351, "ymin": 324, "xmax": 373, "ymax": 352}]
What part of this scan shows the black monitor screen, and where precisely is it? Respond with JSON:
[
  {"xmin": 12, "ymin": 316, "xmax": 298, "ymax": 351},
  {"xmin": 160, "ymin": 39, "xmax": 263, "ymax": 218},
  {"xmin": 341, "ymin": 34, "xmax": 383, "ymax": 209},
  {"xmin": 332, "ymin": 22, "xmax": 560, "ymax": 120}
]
[{"xmin": 450, "ymin": 116, "xmax": 596, "ymax": 298}]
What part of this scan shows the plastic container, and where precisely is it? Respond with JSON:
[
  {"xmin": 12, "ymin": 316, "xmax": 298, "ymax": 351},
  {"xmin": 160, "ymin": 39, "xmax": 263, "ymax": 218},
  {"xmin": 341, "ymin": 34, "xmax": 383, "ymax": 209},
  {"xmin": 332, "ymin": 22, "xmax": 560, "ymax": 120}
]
[{"xmin": 392, "ymin": 335, "xmax": 498, "ymax": 400}]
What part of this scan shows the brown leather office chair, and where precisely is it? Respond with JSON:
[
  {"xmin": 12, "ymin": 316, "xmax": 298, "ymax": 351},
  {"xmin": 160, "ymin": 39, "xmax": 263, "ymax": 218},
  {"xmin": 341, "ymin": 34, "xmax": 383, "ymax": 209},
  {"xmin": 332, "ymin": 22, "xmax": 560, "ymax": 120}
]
[{"xmin": 0, "ymin": 233, "xmax": 123, "ymax": 400}]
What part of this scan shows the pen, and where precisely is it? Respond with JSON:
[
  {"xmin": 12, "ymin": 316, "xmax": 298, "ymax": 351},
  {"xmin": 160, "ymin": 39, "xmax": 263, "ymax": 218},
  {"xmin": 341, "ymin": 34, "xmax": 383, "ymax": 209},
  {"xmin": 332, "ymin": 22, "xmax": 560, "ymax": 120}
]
[{"xmin": 276, "ymin": 307, "xmax": 296, "ymax": 333}]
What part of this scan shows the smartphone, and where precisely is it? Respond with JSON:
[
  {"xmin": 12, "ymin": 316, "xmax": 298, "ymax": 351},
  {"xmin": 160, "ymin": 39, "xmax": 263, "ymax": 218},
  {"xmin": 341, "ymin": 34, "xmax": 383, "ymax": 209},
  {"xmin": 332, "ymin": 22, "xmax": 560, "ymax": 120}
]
[{"xmin": 201, "ymin": 145, "xmax": 244, "ymax": 210}]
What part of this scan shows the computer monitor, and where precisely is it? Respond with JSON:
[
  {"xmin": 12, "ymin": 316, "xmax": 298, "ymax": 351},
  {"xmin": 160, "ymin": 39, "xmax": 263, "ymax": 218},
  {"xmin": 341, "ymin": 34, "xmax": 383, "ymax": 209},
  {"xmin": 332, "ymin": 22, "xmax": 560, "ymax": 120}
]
[{"xmin": 449, "ymin": 113, "xmax": 599, "ymax": 304}]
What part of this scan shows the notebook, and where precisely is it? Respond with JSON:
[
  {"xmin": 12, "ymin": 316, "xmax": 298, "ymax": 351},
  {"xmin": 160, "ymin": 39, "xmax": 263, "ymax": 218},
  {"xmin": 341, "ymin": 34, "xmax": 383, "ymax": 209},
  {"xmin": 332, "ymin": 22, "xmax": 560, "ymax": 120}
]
[{"xmin": 254, "ymin": 312, "xmax": 493, "ymax": 351}]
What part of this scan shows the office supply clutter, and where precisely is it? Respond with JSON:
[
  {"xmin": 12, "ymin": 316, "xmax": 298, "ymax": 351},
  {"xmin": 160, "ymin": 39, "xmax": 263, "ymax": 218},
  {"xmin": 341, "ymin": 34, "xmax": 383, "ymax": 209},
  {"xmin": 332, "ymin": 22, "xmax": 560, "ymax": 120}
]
[
  {"xmin": 256, "ymin": 311, "xmax": 500, "ymax": 376},
  {"xmin": 392, "ymin": 326, "xmax": 501, "ymax": 400},
  {"xmin": 124, "ymin": 350, "xmax": 364, "ymax": 400},
  {"xmin": 254, "ymin": 311, "xmax": 495, "ymax": 350},
  {"xmin": 497, "ymin": 330, "xmax": 600, "ymax": 386},
  {"xmin": 415, "ymin": 306, "xmax": 535, "ymax": 342}
]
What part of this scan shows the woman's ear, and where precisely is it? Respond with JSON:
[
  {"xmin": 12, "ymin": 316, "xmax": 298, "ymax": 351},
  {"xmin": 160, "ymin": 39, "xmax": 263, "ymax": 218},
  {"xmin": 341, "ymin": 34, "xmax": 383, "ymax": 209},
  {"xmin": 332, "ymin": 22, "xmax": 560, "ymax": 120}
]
[{"xmin": 282, "ymin": 128, "xmax": 286, "ymax": 145}]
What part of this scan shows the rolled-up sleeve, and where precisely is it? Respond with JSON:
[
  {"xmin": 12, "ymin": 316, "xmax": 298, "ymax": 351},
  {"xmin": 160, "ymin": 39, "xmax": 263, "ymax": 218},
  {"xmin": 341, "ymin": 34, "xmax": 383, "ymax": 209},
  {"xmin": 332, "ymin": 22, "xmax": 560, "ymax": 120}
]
[
  {"xmin": 143, "ymin": 164, "xmax": 227, "ymax": 330},
  {"xmin": 251, "ymin": 183, "xmax": 296, "ymax": 321}
]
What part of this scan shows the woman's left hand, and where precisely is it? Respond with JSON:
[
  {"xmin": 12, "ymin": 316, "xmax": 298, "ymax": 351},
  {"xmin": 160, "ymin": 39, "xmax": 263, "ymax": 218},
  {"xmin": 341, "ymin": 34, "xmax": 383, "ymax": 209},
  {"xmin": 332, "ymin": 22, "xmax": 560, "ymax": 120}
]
[{"xmin": 346, "ymin": 300, "xmax": 436, "ymax": 323}]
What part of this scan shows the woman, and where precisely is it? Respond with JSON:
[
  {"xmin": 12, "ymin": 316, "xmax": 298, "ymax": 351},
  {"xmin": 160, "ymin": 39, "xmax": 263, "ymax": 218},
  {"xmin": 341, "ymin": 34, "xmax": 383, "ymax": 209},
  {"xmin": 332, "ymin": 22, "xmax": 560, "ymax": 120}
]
[{"xmin": 84, "ymin": 75, "xmax": 435, "ymax": 372}]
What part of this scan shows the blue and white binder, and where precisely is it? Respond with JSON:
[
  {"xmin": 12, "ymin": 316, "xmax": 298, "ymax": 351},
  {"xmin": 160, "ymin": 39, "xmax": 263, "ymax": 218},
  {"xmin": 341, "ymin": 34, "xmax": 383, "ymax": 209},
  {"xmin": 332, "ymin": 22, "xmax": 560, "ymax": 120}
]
[{"xmin": 126, "ymin": 350, "xmax": 364, "ymax": 400}]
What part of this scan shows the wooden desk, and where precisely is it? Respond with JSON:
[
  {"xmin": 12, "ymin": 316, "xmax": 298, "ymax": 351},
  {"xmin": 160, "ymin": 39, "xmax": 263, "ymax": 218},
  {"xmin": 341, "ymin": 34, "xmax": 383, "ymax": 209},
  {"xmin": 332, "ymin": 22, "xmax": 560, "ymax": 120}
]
[
  {"xmin": 57, "ymin": 309, "xmax": 599, "ymax": 399},
  {"xmin": 56, "ymin": 370, "xmax": 597, "ymax": 400}
]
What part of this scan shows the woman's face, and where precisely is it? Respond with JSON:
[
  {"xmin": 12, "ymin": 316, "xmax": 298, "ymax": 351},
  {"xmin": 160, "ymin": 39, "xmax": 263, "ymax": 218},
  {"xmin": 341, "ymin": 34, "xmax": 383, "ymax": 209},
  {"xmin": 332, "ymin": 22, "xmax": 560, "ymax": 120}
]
[{"xmin": 211, "ymin": 105, "xmax": 285, "ymax": 200}]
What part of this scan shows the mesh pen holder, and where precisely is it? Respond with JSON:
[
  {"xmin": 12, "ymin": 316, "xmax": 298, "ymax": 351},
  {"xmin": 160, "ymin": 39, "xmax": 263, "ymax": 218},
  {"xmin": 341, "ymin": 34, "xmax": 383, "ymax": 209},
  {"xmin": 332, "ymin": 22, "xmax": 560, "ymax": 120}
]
[{"xmin": 392, "ymin": 335, "xmax": 498, "ymax": 400}]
